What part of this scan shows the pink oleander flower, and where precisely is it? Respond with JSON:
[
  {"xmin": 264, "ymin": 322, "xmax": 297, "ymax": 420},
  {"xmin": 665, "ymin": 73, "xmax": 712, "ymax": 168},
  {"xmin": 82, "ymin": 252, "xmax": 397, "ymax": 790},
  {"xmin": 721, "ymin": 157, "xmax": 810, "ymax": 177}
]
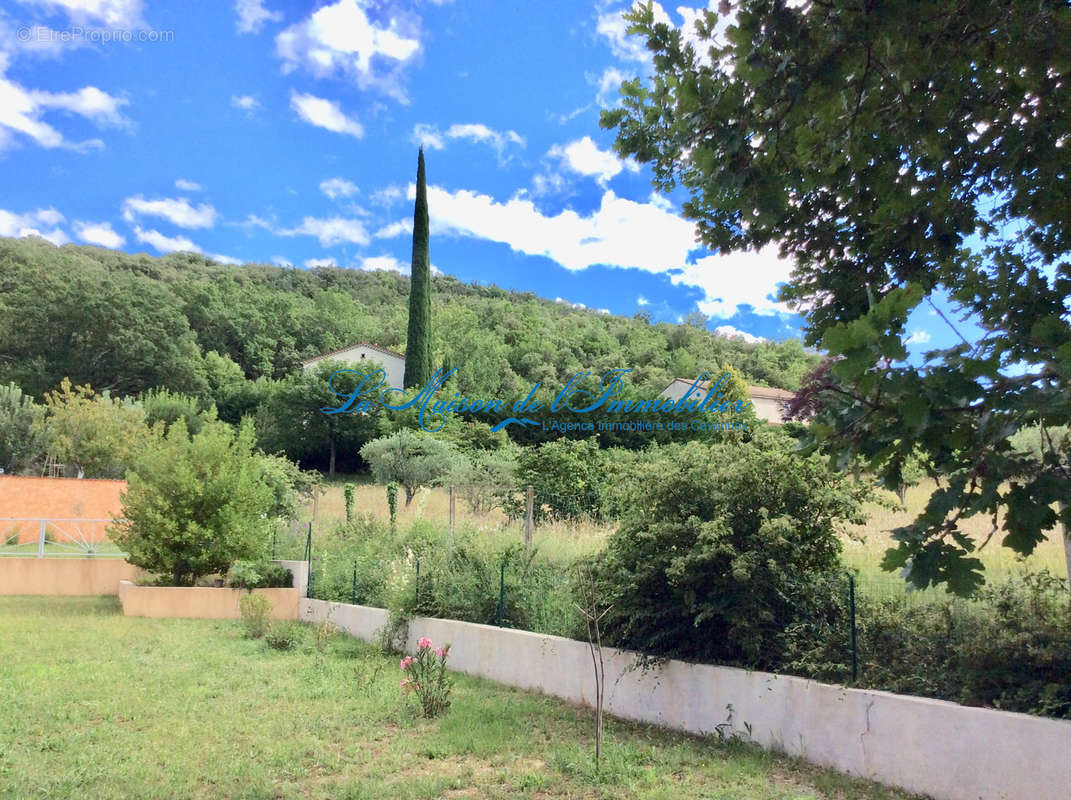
[
  {"xmin": 435, "ymin": 647, "xmax": 445, "ymax": 659},
  {"xmin": 417, "ymin": 637, "xmax": 433, "ymax": 650},
  {"xmin": 400, "ymin": 656, "xmax": 413, "ymax": 670}
]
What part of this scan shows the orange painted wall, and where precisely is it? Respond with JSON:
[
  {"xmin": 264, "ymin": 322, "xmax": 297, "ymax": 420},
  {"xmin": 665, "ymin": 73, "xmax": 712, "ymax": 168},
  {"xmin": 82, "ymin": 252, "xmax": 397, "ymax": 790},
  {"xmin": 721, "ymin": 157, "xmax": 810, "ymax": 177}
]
[{"xmin": 0, "ymin": 476, "xmax": 125, "ymax": 544}]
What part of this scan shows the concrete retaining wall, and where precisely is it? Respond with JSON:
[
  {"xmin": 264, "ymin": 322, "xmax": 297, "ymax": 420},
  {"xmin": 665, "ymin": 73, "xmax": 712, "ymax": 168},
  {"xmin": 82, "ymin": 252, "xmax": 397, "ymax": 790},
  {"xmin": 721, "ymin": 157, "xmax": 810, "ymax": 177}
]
[
  {"xmin": 0, "ymin": 557, "xmax": 140, "ymax": 594},
  {"xmin": 120, "ymin": 581, "xmax": 299, "ymax": 619},
  {"xmin": 300, "ymin": 598, "xmax": 1071, "ymax": 800}
]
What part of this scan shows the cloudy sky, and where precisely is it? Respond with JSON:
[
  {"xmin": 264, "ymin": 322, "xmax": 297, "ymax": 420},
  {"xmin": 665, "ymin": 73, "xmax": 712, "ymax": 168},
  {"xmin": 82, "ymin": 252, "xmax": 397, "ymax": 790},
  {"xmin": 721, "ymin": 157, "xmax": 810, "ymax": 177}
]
[{"xmin": 0, "ymin": 0, "xmax": 946, "ymax": 348}]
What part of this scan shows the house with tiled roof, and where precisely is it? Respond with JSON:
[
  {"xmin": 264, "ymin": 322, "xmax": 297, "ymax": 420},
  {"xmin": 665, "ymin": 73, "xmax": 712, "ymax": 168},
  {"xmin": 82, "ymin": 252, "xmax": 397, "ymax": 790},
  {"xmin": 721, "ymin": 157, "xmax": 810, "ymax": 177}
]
[
  {"xmin": 301, "ymin": 342, "xmax": 406, "ymax": 389},
  {"xmin": 661, "ymin": 377, "xmax": 795, "ymax": 425}
]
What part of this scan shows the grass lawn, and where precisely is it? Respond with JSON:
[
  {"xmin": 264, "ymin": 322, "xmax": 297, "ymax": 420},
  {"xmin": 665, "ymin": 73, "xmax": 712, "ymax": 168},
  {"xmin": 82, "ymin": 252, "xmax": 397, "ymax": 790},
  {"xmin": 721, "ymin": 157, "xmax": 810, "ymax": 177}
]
[{"xmin": 0, "ymin": 597, "xmax": 922, "ymax": 800}]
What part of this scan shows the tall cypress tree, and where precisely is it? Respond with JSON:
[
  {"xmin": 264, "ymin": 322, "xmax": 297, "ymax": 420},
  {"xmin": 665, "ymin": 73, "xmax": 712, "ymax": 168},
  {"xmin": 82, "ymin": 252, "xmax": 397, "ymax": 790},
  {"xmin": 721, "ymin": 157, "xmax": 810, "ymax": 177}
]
[{"xmin": 403, "ymin": 147, "xmax": 433, "ymax": 389}]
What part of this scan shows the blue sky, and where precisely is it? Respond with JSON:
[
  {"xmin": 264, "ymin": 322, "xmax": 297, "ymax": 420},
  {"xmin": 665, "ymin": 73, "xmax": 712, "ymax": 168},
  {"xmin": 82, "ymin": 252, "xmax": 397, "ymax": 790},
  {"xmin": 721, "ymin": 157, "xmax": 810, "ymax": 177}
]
[{"xmin": 0, "ymin": 0, "xmax": 956, "ymax": 351}]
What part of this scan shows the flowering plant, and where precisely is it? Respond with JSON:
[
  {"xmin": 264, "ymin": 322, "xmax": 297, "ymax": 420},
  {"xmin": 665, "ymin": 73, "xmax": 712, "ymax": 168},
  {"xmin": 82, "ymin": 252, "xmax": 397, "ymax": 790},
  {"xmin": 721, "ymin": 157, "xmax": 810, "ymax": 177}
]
[{"xmin": 399, "ymin": 636, "xmax": 452, "ymax": 718}]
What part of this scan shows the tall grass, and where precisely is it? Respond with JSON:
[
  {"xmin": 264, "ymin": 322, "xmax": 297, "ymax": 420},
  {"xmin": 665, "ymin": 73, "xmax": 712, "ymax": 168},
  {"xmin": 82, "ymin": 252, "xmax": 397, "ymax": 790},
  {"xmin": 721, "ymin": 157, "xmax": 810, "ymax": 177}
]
[{"xmin": 297, "ymin": 478, "xmax": 1068, "ymax": 604}]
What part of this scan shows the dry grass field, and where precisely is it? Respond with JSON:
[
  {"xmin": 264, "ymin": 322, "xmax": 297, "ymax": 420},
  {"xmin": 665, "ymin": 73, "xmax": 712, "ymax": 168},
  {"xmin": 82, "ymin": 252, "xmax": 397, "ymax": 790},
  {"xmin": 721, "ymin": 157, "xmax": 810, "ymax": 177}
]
[{"xmin": 295, "ymin": 477, "xmax": 1068, "ymax": 600}]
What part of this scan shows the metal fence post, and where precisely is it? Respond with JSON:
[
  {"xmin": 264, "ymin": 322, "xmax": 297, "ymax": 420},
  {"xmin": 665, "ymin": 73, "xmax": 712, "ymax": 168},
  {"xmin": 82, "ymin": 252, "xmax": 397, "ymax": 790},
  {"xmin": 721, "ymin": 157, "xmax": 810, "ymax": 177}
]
[
  {"xmin": 497, "ymin": 559, "xmax": 505, "ymax": 627},
  {"xmin": 524, "ymin": 485, "xmax": 534, "ymax": 549},
  {"xmin": 304, "ymin": 522, "xmax": 313, "ymax": 599},
  {"xmin": 38, "ymin": 520, "xmax": 46, "ymax": 558},
  {"xmin": 448, "ymin": 485, "xmax": 455, "ymax": 551},
  {"xmin": 849, "ymin": 573, "xmax": 858, "ymax": 683},
  {"xmin": 351, "ymin": 561, "xmax": 357, "ymax": 605}
]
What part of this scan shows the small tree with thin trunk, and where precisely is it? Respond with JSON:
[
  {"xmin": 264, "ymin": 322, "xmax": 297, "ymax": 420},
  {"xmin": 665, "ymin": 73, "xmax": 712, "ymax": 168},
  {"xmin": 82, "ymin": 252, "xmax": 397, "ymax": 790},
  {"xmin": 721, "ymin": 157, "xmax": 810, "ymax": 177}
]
[
  {"xmin": 359, "ymin": 429, "xmax": 459, "ymax": 507},
  {"xmin": 574, "ymin": 563, "xmax": 612, "ymax": 768}
]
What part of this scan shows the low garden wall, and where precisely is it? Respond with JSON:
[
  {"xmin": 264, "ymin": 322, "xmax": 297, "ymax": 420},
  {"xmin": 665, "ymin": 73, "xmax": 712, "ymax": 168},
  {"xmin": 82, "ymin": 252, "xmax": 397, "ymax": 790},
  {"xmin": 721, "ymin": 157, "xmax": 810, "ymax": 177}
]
[
  {"xmin": 0, "ymin": 557, "xmax": 140, "ymax": 595},
  {"xmin": 119, "ymin": 580, "xmax": 299, "ymax": 620},
  {"xmin": 300, "ymin": 597, "xmax": 1071, "ymax": 800}
]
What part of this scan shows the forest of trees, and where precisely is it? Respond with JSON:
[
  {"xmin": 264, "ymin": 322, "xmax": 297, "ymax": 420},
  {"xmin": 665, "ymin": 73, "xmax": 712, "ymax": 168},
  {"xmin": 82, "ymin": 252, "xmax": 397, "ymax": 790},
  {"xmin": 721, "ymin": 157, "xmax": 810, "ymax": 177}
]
[{"xmin": 0, "ymin": 235, "xmax": 819, "ymax": 471}]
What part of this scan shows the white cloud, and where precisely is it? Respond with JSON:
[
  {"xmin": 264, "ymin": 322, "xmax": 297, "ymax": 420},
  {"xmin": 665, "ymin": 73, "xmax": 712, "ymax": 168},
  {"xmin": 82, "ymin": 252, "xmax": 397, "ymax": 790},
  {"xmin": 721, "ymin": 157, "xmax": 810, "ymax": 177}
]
[
  {"xmin": 280, "ymin": 215, "xmax": 369, "ymax": 246},
  {"xmin": 3, "ymin": 22, "xmax": 83, "ymax": 60},
  {"xmin": 676, "ymin": 2, "xmax": 732, "ymax": 69},
  {"xmin": 672, "ymin": 247, "xmax": 794, "ymax": 318},
  {"xmin": 449, "ymin": 122, "xmax": 523, "ymax": 147},
  {"xmin": 74, "ymin": 220, "xmax": 124, "ymax": 248},
  {"xmin": 0, "ymin": 59, "xmax": 126, "ymax": 151},
  {"xmin": 305, "ymin": 257, "xmax": 337, "ymax": 267},
  {"xmin": 555, "ymin": 297, "xmax": 587, "ymax": 310},
  {"xmin": 547, "ymin": 136, "xmax": 638, "ymax": 184},
  {"xmin": 121, "ymin": 195, "xmax": 218, "ymax": 229},
  {"xmin": 596, "ymin": 1, "xmax": 670, "ymax": 63},
  {"xmin": 28, "ymin": 0, "xmax": 145, "ymax": 28},
  {"xmin": 361, "ymin": 254, "xmax": 407, "ymax": 274},
  {"xmin": 290, "ymin": 91, "xmax": 363, "ymax": 137},
  {"xmin": 235, "ymin": 0, "xmax": 282, "ymax": 34},
  {"xmin": 421, "ymin": 183, "xmax": 794, "ymax": 318},
  {"xmin": 906, "ymin": 329, "xmax": 932, "ymax": 345},
  {"xmin": 374, "ymin": 218, "xmax": 412, "ymax": 239},
  {"xmin": 411, "ymin": 122, "xmax": 444, "ymax": 150},
  {"xmin": 233, "ymin": 213, "xmax": 273, "ymax": 230},
  {"xmin": 596, "ymin": 2, "xmax": 728, "ymax": 74},
  {"xmin": 356, "ymin": 255, "xmax": 441, "ymax": 276},
  {"xmin": 423, "ymin": 185, "xmax": 692, "ymax": 272},
  {"xmin": 0, "ymin": 206, "xmax": 68, "ymax": 245},
  {"xmin": 319, "ymin": 177, "xmax": 358, "ymax": 199},
  {"xmin": 530, "ymin": 171, "xmax": 570, "ymax": 197},
  {"xmin": 636, "ymin": 295, "xmax": 649, "ymax": 306},
  {"xmin": 231, "ymin": 94, "xmax": 260, "ymax": 112},
  {"xmin": 30, "ymin": 85, "xmax": 128, "ymax": 124},
  {"xmin": 174, "ymin": 178, "xmax": 201, "ymax": 192},
  {"xmin": 272, "ymin": 256, "xmax": 293, "ymax": 267},
  {"xmin": 208, "ymin": 252, "xmax": 241, "ymax": 265},
  {"xmin": 371, "ymin": 185, "xmax": 405, "ymax": 207},
  {"xmin": 133, "ymin": 225, "xmax": 199, "ymax": 254},
  {"xmin": 275, "ymin": 0, "xmax": 421, "ymax": 102},
  {"xmin": 713, "ymin": 325, "xmax": 767, "ymax": 344},
  {"xmin": 592, "ymin": 66, "xmax": 628, "ymax": 106},
  {"xmin": 410, "ymin": 122, "xmax": 525, "ymax": 160}
]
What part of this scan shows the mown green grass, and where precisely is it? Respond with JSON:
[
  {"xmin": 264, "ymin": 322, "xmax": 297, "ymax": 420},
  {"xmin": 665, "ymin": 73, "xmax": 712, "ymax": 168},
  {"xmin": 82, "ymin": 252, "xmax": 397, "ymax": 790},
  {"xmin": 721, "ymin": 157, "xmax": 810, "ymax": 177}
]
[{"xmin": 0, "ymin": 596, "xmax": 923, "ymax": 800}]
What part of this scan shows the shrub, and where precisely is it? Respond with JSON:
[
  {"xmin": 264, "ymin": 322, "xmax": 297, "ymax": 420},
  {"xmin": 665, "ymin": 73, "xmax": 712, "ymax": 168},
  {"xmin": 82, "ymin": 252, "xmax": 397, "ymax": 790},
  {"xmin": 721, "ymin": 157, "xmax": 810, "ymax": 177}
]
[
  {"xmin": 399, "ymin": 637, "xmax": 452, "ymax": 718},
  {"xmin": 591, "ymin": 438, "xmax": 870, "ymax": 669},
  {"xmin": 783, "ymin": 570, "xmax": 1071, "ymax": 717},
  {"xmin": 41, "ymin": 378, "xmax": 156, "ymax": 479},
  {"xmin": 312, "ymin": 620, "xmax": 337, "ymax": 655},
  {"xmin": 0, "ymin": 382, "xmax": 45, "ymax": 475},
  {"xmin": 311, "ymin": 514, "xmax": 393, "ymax": 607},
  {"xmin": 504, "ymin": 438, "xmax": 606, "ymax": 522},
  {"xmin": 239, "ymin": 593, "xmax": 272, "ymax": 638},
  {"xmin": 228, "ymin": 560, "xmax": 293, "ymax": 590},
  {"xmin": 265, "ymin": 621, "xmax": 304, "ymax": 650},
  {"xmin": 343, "ymin": 482, "xmax": 355, "ymax": 522},
  {"xmin": 110, "ymin": 417, "xmax": 279, "ymax": 586},
  {"xmin": 360, "ymin": 430, "xmax": 461, "ymax": 507},
  {"xmin": 450, "ymin": 448, "xmax": 517, "ymax": 514},
  {"xmin": 386, "ymin": 482, "xmax": 399, "ymax": 532},
  {"xmin": 139, "ymin": 387, "xmax": 205, "ymax": 436}
]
